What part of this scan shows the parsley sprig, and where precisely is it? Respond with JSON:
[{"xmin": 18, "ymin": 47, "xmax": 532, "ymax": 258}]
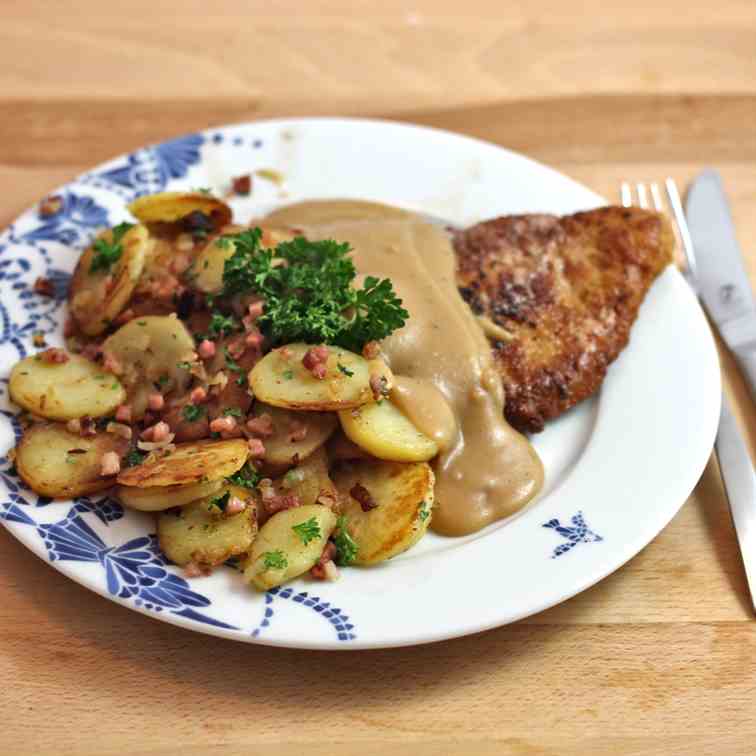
[
  {"xmin": 291, "ymin": 516, "xmax": 321, "ymax": 546},
  {"xmin": 90, "ymin": 222, "xmax": 134, "ymax": 274},
  {"xmin": 227, "ymin": 462, "xmax": 260, "ymax": 490},
  {"xmin": 333, "ymin": 515, "xmax": 359, "ymax": 566},
  {"xmin": 220, "ymin": 229, "xmax": 408, "ymax": 351}
]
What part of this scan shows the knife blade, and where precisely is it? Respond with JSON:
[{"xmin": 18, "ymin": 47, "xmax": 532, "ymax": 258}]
[
  {"xmin": 716, "ymin": 395, "xmax": 756, "ymax": 610},
  {"xmin": 686, "ymin": 169, "xmax": 756, "ymax": 403}
]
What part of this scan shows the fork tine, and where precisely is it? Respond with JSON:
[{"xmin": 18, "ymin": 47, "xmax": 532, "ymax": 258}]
[
  {"xmin": 650, "ymin": 182, "xmax": 663, "ymax": 212},
  {"xmin": 636, "ymin": 183, "xmax": 649, "ymax": 209},
  {"xmin": 665, "ymin": 178, "xmax": 698, "ymax": 286},
  {"xmin": 621, "ymin": 182, "xmax": 632, "ymax": 208}
]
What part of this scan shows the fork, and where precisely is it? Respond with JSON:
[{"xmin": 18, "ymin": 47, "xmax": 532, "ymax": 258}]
[{"xmin": 621, "ymin": 179, "xmax": 756, "ymax": 611}]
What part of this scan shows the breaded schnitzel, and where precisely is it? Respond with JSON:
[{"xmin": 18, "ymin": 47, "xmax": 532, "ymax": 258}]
[{"xmin": 453, "ymin": 206, "xmax": 674, "ymax": 433}]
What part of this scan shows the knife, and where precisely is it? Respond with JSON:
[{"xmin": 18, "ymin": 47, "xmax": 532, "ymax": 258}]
[{"xmin": 686, "ymin": 169, "xmax": 756, "ymax": 404}]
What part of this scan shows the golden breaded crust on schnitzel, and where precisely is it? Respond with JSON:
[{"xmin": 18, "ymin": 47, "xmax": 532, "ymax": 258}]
[{"xmin": 454, "ymin": 206, "xmax": 674, "ymax": 433}]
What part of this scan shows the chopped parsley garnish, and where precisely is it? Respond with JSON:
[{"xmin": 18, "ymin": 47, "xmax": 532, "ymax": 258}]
[
  {"xmin": 227, "ymin": 462, "xmax": 260, "ymax": 490},
  {"xmin": 222, "ymin": 347, "xmax": 242, "ymax": 372},
  {"xmin": 418, "ymin": 501, "xmax": 430, "ymax": 522},
  {"xmin": 90, "ymin": 222, "xmax": 134, "ymax": 274},
  {"xmin": 123, "ymin": 449, "xmax": 146, "ymax": 467},
  {"xmin": 282, "ymin": 369, "xmax": 294, "ymax": 380},
  {"xmin": 157, "ymin": 375, "xmax": 170, "ymax": 388},
  {"xmin": 262, "ymin": 550, "xmax": 288, "ymax": 571},
  {"xmin": 208, "ymin": 491, "xmax": 230, "ymax": 513},
  {"xmin": 236, "ymin": 374, "xmax": 247, "ymax": 387},
  {"xmin": 176, "ymin": 361, "xmax": 192, "ymax": 371},
  {"xmin": 222, "ymin": 407, "xmax": 242, "ymax": 417},
  {"xmin": 208, "ymin": 311, "xmax": 236, "ymax": 337},
  {"xmin": 337, "ymin": 362, "xmax": 354, "ymax": 377},
  {"xmin": 291, "ymin": 516, "xmax": 321, "ymax": 545},
  {"xmin": 333, "ymin": 515, "xmax": 359, "ymax": 566},
  {"xmin": 182, "ymin": 404, "xmax": 205, "ymax": 422},
  {"xmin": 220, "ymin": 228, "xmax": 408, "ymax": 351}
]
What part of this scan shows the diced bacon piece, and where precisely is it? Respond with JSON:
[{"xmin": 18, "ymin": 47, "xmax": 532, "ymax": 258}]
[
  {"xmin": 198, "ymin": 339, "xmax": 216, "ymax": 359},
  {"xmin": 115, "ymin": 405, "xmax": 132, "ymax": 423},
  {"xmin": 63, "ymin": 317, "xmax": 77, "ymax": 338},
  {"xmin": 115, "ymin": 308, "xmax": 135, "ymax": 325},
  {"xmin": 247, "ymin": 438, "xmax": 266, "ymax": 458},
  {"xmin": 33, "ymin": 277, "xmax": 55, "ymax": 297},
  {"xmin": 100, "ymin": 451, "xmax": 121, "ymax": 477},
  {"xmin": 362, "ymin": 340, "xmax": 380, "ymax": 359},
  {"xmin": 209, "ymin": 416, "xmax": 236, "ymax": 434},
  {"xmin": 265, "ymin": 493, "xmax": 301, "ymax": 515},
  {"xmin": 302, "ymin": 345, "xmax": 329, "ymax": 379},
  {"xmin": 102, "ymin": 353, "xmax": 123, "ymax": 375},
  {"xmin": 225, "ymin": 496, "xmax": 246, "ymax": 515},
  {"xmin": 66, "ymin": 419, "xmax": 81, "ymax": 434},
  {"xmin": 246, "ymin": 413, "xmax": 274, "ymax": 438},
  {"xmin": 141, "ymin": 421, "xmax": 171, "ymax": 442},
  {"xmin": 106, "ymin": 422, "xmax": 132, "ymax": 440},
  {"xmin": 39, "ymin": 347, "xmax": 69, "ymax": 364},
  {"xmin": 147, "ymin": 393, "xmax": 165, "ymax": 411},
  {"xmin": 232, "ymin": 174, "xmax": 252, "ymax": 196},
  {"xmin": 190, "ymin": 386, "xmax": 207, "ymax": 404},
  {"xmin": 81, "ymin": 342, "xmax": 102, "ymax": 361},
  {"xmin": 245, "ymin": 329, "xmax": 264, "ymax": 349},
  {"xmin": 39, "ymin": 195, "xmax": 63, "ymax": 217}
]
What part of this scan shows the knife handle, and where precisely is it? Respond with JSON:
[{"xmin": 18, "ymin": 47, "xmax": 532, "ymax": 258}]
[{"xmin": 734, "ymin": 346, "xmax": 756, "ymax": 407}]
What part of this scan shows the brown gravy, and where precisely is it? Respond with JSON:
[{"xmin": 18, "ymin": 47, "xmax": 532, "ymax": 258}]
[{"xmin": 264, "ymin": 200, "xmax": 543, "ymax": 536}]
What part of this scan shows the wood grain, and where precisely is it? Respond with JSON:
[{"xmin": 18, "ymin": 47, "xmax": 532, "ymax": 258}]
[{"xmin": 2, "ymin": 2, "xmax": 756, "ymax": 754}]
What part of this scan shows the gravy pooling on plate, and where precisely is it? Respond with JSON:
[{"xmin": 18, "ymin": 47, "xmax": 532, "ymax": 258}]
[{"xmin": 264, "ymin": 200, "xmax": 544, "ymax": 536}]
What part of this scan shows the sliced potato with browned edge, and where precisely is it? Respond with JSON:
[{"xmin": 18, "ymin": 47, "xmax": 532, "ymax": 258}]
[
  {"xmin": 158, "ymin": 484, "xmax": 258, "ymax": 566},
  {"xmin": 128, "ymin": 192, "xmax": 232, "ymax": 230},
  {"xmin": 16, "ymin": 424, "xmax": 129, "ymax": 498},
  {"xmin": 117, "ymin": 438, "xmax": 248, "ymax": 488},
  {"xmin": 116, "ymin": 478, "xmax": 223, "ymax": 512},
  {"xmin": 101, "ymin": 315, "xmax": 195, "ymax": 418},
  {"xmin": 69, "ymin": 224, "xmax": 151, "ymax": 336},
  {"xmin": 243, "ymin": 504, "xmax": 337, "ymax": 591},
  {"xmin": 253, "ymin": 402, "xmax": 337, "ymax": 469},
  {"xmin": 339, "ymin": 399, "xmax": 438, "ymax": 463},
  {"xmin": 332, "ymin": 460, "xmax": 434, "ymax": 565},
  {"xmin": 9, "ymin": 353, "xmax": 126, "ymax": 420},
  {"xmin": 249, "ymin": 343, "xmax": 372, "ymax": 411},
  {"xmin": 273, "ymin": 447, "xmax": 339, "ymax": 510}
]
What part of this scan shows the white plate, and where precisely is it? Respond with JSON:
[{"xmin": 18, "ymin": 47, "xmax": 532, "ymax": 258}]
[{"xmin": 0, "ymin": 118, "xmax": 720, "ymax": 649}]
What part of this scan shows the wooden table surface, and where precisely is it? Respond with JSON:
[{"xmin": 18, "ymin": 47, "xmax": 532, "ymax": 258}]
[{"xmin": 2, "ymin": 3, "xmax": 756, "ymax": 754}]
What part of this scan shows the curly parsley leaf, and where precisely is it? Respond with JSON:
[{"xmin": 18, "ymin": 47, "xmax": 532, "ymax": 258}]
[
  {"xmin": 227, "ymin": 462, "xmax": 260, "ymax": 490},
  {"xmin": 90, "ymin": 222, "xmax": 134, "ymax": 274},
  {"xmin": 208, "ymin": 491, "xmax": 230, "ymax": 513},
  {"xmin": 208, "ymin": 311, "xmax": 236, "ymax": 338},
  {"xmin": 291, "ymin": 516, "xmax": 321, "ymax": 546},
  {"xmin": 182, "ymin": 404, "xmax": 205, "ymax": 422},
  {"xmin": 123, "ymin": 449, "xmax": 146, "ymax": 468},
  {"xmin": 262, "ymin": 550, "xmax": 288, "ymax": 571},
  {"xmin": 333, "ymin": 515, "xmax": 359, "ymax": 566},
  {"xmin": 220, "ymin": 229, "xmax": 408, "ymax": 351}
]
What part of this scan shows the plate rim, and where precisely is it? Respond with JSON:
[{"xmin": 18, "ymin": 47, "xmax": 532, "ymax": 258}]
[{"xmin": 0, "ymin": 116, "xmax": 721, "ymax": 649}]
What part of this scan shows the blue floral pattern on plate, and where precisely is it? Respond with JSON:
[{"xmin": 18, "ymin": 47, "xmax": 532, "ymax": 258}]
[
  {"xmin": 543, "ymin": 511, "xmax": 603, "ymax": 558},
  {"xmin": 0, "ymin": 127, "xmax": 362, "ymax": 644}
]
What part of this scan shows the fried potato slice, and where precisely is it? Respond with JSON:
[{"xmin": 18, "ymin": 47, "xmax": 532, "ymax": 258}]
[
  {"xmin": 339, "ymin": 399, "xmax": 438, "ymax": 463},
  {"xmin": 128, "ymin": 192, "xmax": 232, "ymax": 230},
  {"xmin": 69, "ymin": 224, "xmax": 151, "ymax": 336},
  {"xmin": 16, "ymin": 424, "xmax": 129, "ymax": 498},
  {"xmin": 116, "ymin": 439, "xmax": 248, "ymax": 488},
  {"xmin": 9, "ymin": 353, "xmax": 126, "ymax": 420},
  {"xmin": 273, "ymin": 447, "xmax": 339, "ymax": 510},
  {"xmin": 101, "ymin": 315, "xmax": 195, "ymax": 419},
  {"xmin": 249, "ymin": 344, "xmax": 373, "ymax": 411},
  {"xmin": 158, "ymin": 483, "xmax": 258, "ymax": 566},
  {"xmin": 243, "ymin": 504, "xmax": 337, "ymax": 591},
  {"xmin": 252, "ymin": 402, "xmax": 337, "ymax": 469},
  {"xmin": 332, "ymin": 460, "xmax": 434, "ymax": 565},
  {"xmin": 116, "ymin": 478, "xmax": 223, "ymax": 512}
]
